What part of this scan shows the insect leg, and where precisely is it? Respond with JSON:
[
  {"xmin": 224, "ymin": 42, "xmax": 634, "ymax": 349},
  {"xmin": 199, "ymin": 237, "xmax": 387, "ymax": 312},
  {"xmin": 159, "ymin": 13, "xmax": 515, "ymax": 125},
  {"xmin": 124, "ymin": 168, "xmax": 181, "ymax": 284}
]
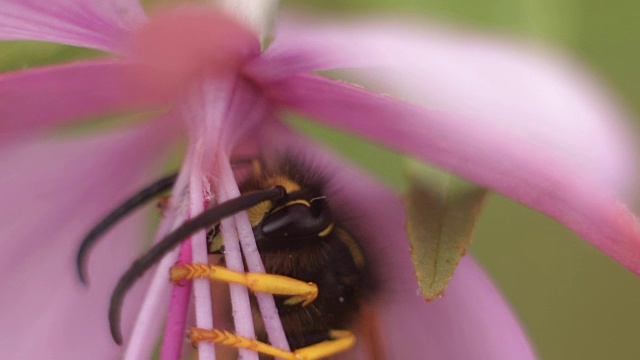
[
  {"xmin": 171, "ymin": 263, "xmax": 318, "ymax": 306},
  {"xmin": 189, "ymin": 328, "xmax": 356, "ymax": 360},
  {"xmin": 293, "ymin": 330, "xmax": 356, "ymax": 360}
]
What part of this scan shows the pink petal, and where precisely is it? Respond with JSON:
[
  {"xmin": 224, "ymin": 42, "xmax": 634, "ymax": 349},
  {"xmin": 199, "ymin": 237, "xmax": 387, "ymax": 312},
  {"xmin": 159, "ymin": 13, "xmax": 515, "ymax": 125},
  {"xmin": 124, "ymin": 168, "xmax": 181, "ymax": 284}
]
[
  {"xmin": 0, "ymin": 0, "xmax": 146, "ymax": 53},
  {"xmin": 123, "ymin": 214, "xmax": 179, "ymax": 360},
  {"xmin": 0, "ymin": 123, "xmax": 175, "ymax": 358},
  {"xmin": 0, "ymin": 61, "xmax": 163, "ymax": 142},
  {"xmin": 373, "ymin": 257, "xmax": 536, "ymax": 359},
  {"xmin": 268, "ymin": 74, "xmax": 640, "ymax": 276},
  {"xmin": 128, "ymin": 6, "xmax": 260, "ymax": 102},
  {"xmin": 260, "ymin": 125, "xmax": 535, "ymax": 358},
  {"xmin": 252, "ymin": 17, "xmax": 638, "ymax": 198}
]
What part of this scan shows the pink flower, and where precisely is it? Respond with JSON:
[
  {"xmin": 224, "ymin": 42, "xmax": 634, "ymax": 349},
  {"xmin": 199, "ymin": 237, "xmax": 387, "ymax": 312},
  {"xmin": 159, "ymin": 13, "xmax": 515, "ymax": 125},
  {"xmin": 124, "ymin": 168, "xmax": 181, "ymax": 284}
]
[{"xmin": 1, "ymin": 1, "xmax": 638, "ymax": 359}]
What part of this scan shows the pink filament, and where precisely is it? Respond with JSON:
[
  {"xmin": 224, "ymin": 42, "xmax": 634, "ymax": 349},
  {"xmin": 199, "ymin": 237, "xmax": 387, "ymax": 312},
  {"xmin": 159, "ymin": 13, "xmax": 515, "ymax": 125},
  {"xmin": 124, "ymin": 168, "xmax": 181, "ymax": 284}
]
[{"xmin": 160, "ymin": 241, "xmax": 193, "ymax": 360}]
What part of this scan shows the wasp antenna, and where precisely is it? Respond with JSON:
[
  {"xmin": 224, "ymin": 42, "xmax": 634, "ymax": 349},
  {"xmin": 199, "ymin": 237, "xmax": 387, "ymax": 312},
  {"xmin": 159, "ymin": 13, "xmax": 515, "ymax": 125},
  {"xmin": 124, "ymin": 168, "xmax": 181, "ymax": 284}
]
[
  {"xmin": 76, "ymin": 173, "xmax": 178, "ymax": 285},
  {"xmin": 109, "ymin": 186, "xmax": 287, "ymax": 345}
]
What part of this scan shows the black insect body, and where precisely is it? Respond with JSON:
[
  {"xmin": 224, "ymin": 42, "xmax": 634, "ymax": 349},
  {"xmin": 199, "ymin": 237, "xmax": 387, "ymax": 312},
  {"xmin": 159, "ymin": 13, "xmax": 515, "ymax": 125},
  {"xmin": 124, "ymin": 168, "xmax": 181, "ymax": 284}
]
[
  {"xmin": 77, "ymin": 158, "xmax": 371, "ymax": 359},
  {"xmin": 240, "ymin": 167, "xmax": 370, "ymax": 351}
]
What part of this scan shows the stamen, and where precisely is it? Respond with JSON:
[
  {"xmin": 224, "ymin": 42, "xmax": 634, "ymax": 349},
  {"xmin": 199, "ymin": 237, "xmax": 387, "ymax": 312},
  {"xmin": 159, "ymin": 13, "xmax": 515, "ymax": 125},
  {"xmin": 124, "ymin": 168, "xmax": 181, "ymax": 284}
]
[
  {"xmin": 76, "ymin": 172, "xmax": 178, "ymax": 284},
  {"xmin": 109, "ymin": 186, "xmax": 286, "ymax": 345}
]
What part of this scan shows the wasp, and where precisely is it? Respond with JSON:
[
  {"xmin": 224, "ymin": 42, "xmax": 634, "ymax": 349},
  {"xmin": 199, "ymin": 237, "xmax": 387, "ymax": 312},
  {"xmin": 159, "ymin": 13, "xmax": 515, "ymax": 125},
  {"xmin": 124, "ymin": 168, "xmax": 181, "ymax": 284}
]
[{"xmin": 76, "ymin": 158, "xmax": 372, "ymax": 359}]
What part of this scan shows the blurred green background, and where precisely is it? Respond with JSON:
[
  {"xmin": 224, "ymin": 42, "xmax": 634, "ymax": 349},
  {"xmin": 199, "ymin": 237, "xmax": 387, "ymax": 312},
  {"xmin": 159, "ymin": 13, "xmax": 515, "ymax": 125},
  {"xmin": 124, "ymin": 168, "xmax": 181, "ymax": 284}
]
[
  {"xmin": 2, "ymin": 0, "xmax": 638, "ymax": 358},
  {"xmin": 285, "ymin": 0, "xmax": 640, "ymax": 359}
]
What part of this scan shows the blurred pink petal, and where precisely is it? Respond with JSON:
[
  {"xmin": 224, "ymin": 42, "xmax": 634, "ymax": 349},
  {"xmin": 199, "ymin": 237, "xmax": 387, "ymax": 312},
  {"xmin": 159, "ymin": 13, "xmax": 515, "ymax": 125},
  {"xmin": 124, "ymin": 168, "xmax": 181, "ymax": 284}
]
[
  {"xmin": 0, "ymin": 122, "xmax": 175, "ymax": 358},
  {"xmin": 0, "ymin": 61, "xmax": 161, "ymax": 141},
  {"xmin": 269, "ymin": 74, "xmax": 640, "ymax": 275},
  {"xmin": 263, "ymin": 126, "xmax": 536, "ymax": 359},
  {"xmin": 124, "ymin": 213, "xmax": 179, "ymax": 360},
  {"xmin": 375, "ymin": 257, "xmax": 536, "ymax": 360},
  {"xmin": 0, "ymin": 0, "xmax": 146, "ymax": 53},
  {"xmin": 128, "ymin": 6, "xmax": 260, "ymax": 100},
  {"xmin": 253, "ymin": 17, "xmax": 638, "ymax": 197}
]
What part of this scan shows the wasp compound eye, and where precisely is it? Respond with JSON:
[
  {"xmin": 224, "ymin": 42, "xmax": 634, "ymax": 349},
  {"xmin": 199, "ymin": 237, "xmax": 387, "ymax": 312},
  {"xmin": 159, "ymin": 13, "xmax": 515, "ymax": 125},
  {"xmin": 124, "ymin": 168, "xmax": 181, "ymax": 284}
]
[{"xmin": 261, "ymin": 203, "xmax": 330, "ymax": 239}]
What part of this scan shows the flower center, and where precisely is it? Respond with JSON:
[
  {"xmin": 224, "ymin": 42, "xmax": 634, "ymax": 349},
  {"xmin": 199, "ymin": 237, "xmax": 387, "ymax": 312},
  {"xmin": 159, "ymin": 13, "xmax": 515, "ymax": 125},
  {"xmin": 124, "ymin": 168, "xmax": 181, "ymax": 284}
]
[{"xmin": 127, "ymin": 6, "xmax": 261, "ymax": 101}]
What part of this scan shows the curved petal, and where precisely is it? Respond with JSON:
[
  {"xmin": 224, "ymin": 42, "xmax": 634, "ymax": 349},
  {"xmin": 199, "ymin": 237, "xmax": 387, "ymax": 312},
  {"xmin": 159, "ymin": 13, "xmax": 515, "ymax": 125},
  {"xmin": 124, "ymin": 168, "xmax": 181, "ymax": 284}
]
[
  {"xmin": 251, "ymin": 17, "xmax": 638, "ymax": 198},
  {"xmin": 0, "ymin": 61, "xmax": 163, "ymax": 142},
  {"xmin": 373, "ymin": 257, "xmax": 535, "ymax": 360},
  {"xmin": 128, "ymin": 6, "xmax": 261, "ymax": 103},
  {"xmin": 267, "ymin": 74, "xmax": 640, "ymax": 276},
  {"xmin": 0, "ymin": 123, "xmax": 175, "ymax": 359},
  {"xmin": 0, "ymin": 0, "xmax": 146, "ymax": 53},
  {"xmin": 258, "ymin": 124, "xmax": 535, "ymax": 359}
]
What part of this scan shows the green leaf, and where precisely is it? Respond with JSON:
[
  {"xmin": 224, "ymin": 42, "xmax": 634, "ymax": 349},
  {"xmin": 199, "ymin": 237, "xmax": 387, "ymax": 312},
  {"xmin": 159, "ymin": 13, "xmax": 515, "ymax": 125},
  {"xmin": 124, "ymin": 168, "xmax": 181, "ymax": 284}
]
[
  {"xmin": 0, "ymin": 41, "xmax": 99, "ymax": 73},
  {"xmin": 404, "ymin": 159, "xmax": 488, "ymax": 300}
]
